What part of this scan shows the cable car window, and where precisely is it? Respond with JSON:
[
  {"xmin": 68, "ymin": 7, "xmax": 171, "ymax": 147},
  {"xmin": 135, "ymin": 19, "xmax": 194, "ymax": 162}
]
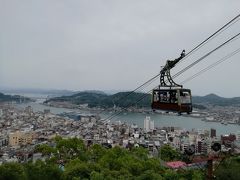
[
  {"xmin": 169, "ymin": 91, "xmax": 178, "ymax": 103},
  {"xmin": 180, "ymin": 91, "xmax": 191, "ymax": 104},
  {"xmin": 151, "ymin": 50, "xmax": 192, "ymax": 113},
  {"xmin": 153, "ymin": 91, "xmax": 159, "ymax": 102},
  {"xmin": 160, "ymin": 91, "xmax": 170, "ymax": 103},
  {"xmin": 153, "ymin": 90, "xmax": 179, "ymax": 104}
]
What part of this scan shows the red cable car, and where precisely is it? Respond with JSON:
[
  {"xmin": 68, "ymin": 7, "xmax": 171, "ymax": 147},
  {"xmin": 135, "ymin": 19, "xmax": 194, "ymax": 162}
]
[{"xmin": 151, "ymin": 50, "xmax": 192, "ymax": 114}]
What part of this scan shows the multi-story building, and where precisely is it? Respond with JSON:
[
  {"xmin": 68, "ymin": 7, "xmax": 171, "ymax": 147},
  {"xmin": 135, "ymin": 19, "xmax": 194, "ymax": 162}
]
[
  {"xmin": 0, "ymin": 137, "xmax": 8, "ymax": 147},
  {"xmin": 204, "ymin": 138, "xmax": 212, "ymax": 154},
  {"xmin": 144, "ymin": 116, "xmax": 154, "ymax": 132},
  {"xmin": 195, "ymin": 138, "xmax": 211, "ymax": 154},
  {"xmin": 0, "ymin": 109, "xmax": 3, "ymax": 118},
  {"xmin": 188, "ymin": 134, "xmax": 197, "ymax": 144},
  {"xmin": 210, "ymin": 128, "xmax": 216, "ymax": 138},
  {"xmin": 24, "ymin": 106, "xmax": 33, "ymax": 114},
  {"xmin": 181, "ymin": 138, "xmax": 190, "ymax": 152},
  {"xmin": 196, "ymin": 140, "xmax": 203, "ymax": 154},
  {"xmin": 173, "ymin": 136, "xmax": 181, "ymax": 150},
  {"xmin": 9, "ymin": 131, "xmax": 33, "ymax": 146},
  {"xmin": 221, "ymin": 134, "xmax": 236, "ymax": 147},
  {"xmin": 236, "ymin": 131, "xmax": 240, "ymax": 141},
  {"xmin": 204, "ymin": 129, "xmax": 210, "ymax": 137}
]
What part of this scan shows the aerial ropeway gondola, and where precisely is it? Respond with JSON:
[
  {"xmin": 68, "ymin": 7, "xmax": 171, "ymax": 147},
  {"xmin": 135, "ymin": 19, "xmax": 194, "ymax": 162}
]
[
  {"xmin": 104, "ymin": 14, "xmax": 240, "ymax": 122},
  {"xmin": 151, "ymin": 50, "xmax": 192, "ymax": 114}
]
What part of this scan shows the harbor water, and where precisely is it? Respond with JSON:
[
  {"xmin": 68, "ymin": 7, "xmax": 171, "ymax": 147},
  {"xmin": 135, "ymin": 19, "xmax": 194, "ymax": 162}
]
[{"xmin": 15, "ymin": 102, "xmax": 240, "ymax": 136}]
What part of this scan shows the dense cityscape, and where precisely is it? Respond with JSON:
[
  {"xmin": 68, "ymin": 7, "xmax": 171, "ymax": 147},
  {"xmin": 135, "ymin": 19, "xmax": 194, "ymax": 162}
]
[
  {"xmin": 0, "ymin": 98, "xmax": 239, "ymax": 179},
  {"xmin": 1, "ymin": 1, "xmax": 240, "ymax": 179}
]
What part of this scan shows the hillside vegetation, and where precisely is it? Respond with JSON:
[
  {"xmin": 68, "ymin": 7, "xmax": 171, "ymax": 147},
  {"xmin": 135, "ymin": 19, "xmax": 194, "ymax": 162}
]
[
  {"xmin": 0, "ymin": 137, "xmax": 206, "ymax": 180},
  {"xmin": 45, "ymin": 91, "xmax": 151, "ymax": 108},
  {"xmin": 45, "ymin": 91, "xmax": 240, "ymax": 108},
  {"xmin": 0, "ymin": 92, "xmax": 31, "ymax": 103},
  {"xmin": 192, "ymin": 93, "xmax": 240, "ymax": 106}
]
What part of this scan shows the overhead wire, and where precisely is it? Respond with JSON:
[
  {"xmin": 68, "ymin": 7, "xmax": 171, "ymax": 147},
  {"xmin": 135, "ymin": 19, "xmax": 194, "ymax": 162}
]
[
  {"xmin": 104, "ymin": 32, "xmax": 240, "ymax": 121},
  {"xmin": 181, "ymin": 13, "xmax": 240, "ymax": 61},
  {"xmin": 103, "ymin": 82, "xmax": 157, "ymax": 121},
  {"xmin": 181, "ymin": 47, "xmax": 240, "ymax": 84},
  {"xmin": 172, "ymin": 32, "xmax": 240, "ymax": 79},
  {"xmin": 102, "ymin": 14, "xmax": 240, "ymax": 121},
  {"xmin": 102, "ymin": 15, "xmax": 240, "ymax": 172},
  {"xmin": 99, "ymin": 13, "xmax": 240, "ymax": 117},
  {"xmin": 97, "ymin": 74, "xmax": 158, "ymax": 116}
]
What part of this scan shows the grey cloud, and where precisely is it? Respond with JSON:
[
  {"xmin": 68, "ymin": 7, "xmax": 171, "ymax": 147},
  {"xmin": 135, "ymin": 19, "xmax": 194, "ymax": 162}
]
[{"xmin": 0, "ymin": 0, "xmax": 240, "ymax": 97}]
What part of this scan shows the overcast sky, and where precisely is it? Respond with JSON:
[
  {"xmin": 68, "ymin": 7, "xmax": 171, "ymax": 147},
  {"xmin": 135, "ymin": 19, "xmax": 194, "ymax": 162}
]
[{"xmin": 0, "ymin": 0, "xmax": 240, "ymax": 97}]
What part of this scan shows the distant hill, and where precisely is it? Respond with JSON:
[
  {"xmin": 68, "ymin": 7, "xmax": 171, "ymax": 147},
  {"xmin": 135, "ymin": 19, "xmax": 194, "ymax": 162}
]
[
  {"xmin": 0, "ymin": 88, "xmax": 77, "ymax": 96},
  {"xmin": 0, "ymin": 88, "xmax": 109, "ymax": 98},
  {"xmin": 192, "ymin": 93, "xmax": 240, "ymax": 106},
  {"xmin": 45, "ymin": 91, "xmax": 240, "ymax": 108},
  {"xmin": 45, "ymin": 91, "xmax": 151, "ymax": 108},
  {"xmin": 0, "ymin": 92, "xmax": 31, "ymax": 103}
]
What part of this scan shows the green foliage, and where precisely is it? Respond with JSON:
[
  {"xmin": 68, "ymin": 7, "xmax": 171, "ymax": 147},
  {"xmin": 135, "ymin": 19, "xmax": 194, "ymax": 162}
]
[
  {"xmin": 0, "ymin": 162, "xmax": 26, "ymax": 180},
  {"xmin": 0, "ymin": 92, "xmax": 31, "ymax": 103},
  {"xmin": 143, "ymin": 158, "xmax": 163, "ymax": 172},
  {"xmin": 24, "ymin": 160, "xmax": 62, "ymax": 180},
  {"xmin": 88, "ymin": 144, "xmax": 107, "ymax": 162},
  {"xmin": 131, "ymin": 147, "xmax": 149, "ymax": 161},
  {"xmin": 163, "ymin": 169, "xmax": 179, "ymax": 180},
  {"xmin": 0, "ymin": 138, "xmax": 208, "ymax": 180},
  {"xmin": 62, "ymin": 160, "xmax": 91, "ymax": 180},
  {"xmin": 159, "ymin": 145, "xmax": 181, "ymax": 162},
  {"xmin": 46, "ymin": 91, "xmax": 151, "ymax": 108},
  {"xmin": 177, "ymin": 169, "xmax": 205, "ymax": 180},
  {"xmin": 214, "ymin": 156, "xmax": 240, "ymax": 180},
  {"xmin": 90, "ymin": 171, "xmax": 105, "ymax": 180},
  {"xmin": 56, "ymin": 137, "xmax": 87, "ymax": 161},
  {"xmin": 192, "ymin": 93, "xmax": 240, "ymax": 106},
  {"xmin": 136, "ymin": 170, "xmax": 163, "ymax": 180},
  {"xmin": 192, "ymin": 170, "xmax": 205, "ymax": 180},
  {"xmin": 110, "ymin": 92, "xmax": 151, "ymax": 108},
  {"xmin": 45, "ymin": 92, "xmax": 109, "ymax": 108},
  {"xmin": 47, "ymin": 91, "xmax": 240, "ymax": 108},
  {"xmin": 34, "ymin": 144, "xmax": 56, "ymax": 156}
]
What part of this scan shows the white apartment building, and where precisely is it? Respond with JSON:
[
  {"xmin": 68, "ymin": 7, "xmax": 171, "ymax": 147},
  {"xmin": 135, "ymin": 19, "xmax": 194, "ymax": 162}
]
[
  {"xmin": 236, "ymin": 131, "xmax": 240, "ymax": 141},
  {"xmin": 144, "ymin": 116, "xmax": 154, "ymax": 132}
]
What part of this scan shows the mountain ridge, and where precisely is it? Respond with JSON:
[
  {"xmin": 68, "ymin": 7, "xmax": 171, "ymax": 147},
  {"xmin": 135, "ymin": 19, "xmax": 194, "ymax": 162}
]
[
  {"xmin": 0, "ymin": 92, "xmax": 32, "ymax": 103},
  {"xmin": 45, "ymin": 92, "xmax": 240, "ymax": 108},
  {"xmin": 192, "ymin": 93, "xmax": 240, "ymax": 106},
  {"xmin": 45, "ymin": 91, "xmax": 151, "ymax": 108}
]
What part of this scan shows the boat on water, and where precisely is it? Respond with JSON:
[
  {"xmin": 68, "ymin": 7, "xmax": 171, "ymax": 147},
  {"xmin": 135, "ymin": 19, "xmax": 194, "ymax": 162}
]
[
  {"xmin": 221, "ymin": 121, "xmax": 228, "ymax": 125},
  {"xmin": 205, "ymin": 116, "xmax": 214, "ymax": 121}
]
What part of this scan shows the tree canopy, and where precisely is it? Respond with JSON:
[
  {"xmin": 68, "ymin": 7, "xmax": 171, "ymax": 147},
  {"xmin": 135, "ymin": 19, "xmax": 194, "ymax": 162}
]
[{"xmin": 0, "ymin": 138, "xmax": 208, "ymax": 180}]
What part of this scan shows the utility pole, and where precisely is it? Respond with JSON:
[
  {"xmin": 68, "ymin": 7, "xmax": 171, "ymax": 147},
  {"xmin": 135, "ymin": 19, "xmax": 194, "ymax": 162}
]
[{"xmin": 207, "ymin": 159, "xmax": 213, "ymax": 180}]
